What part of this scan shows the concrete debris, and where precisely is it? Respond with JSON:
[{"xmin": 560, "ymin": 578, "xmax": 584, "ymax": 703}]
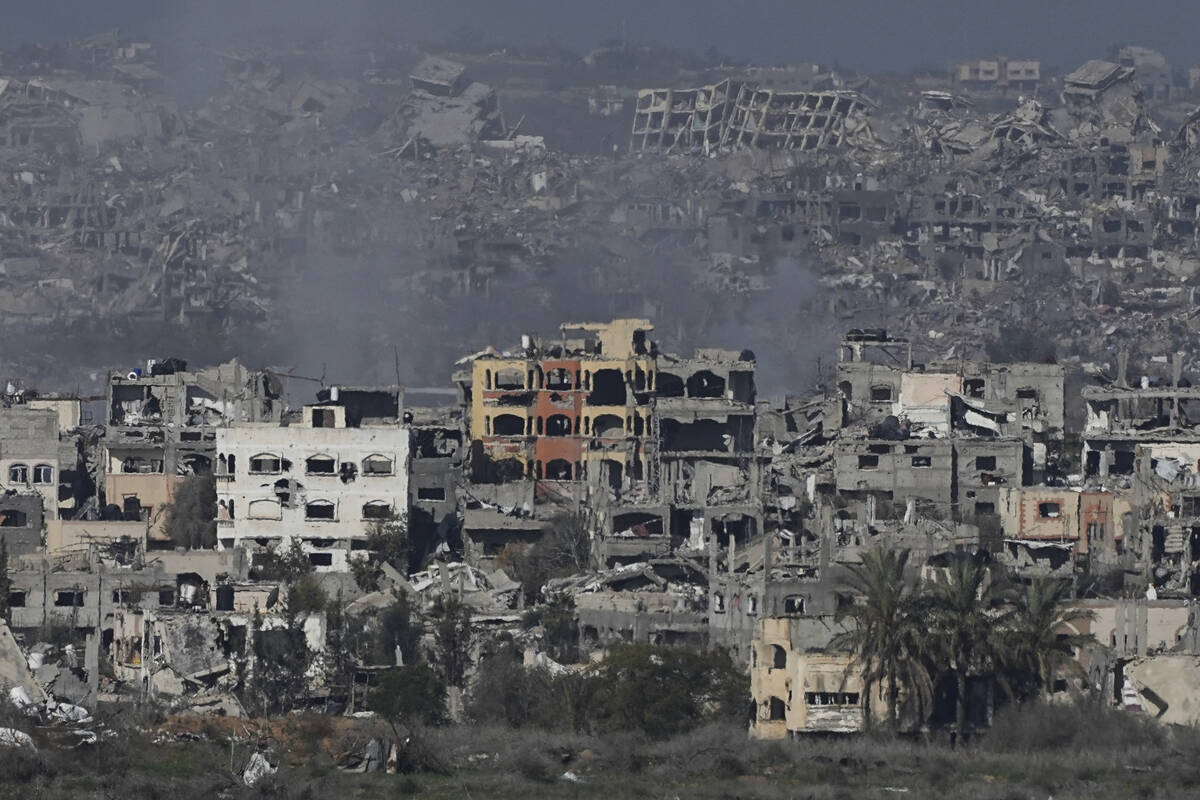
[
  {"xmin": 242, "ymin": 751, "xmax": 277, "ymax": 786},
  {"xmin": 0, "ymin": 728, "xmax": 36, "ymax": 750}
]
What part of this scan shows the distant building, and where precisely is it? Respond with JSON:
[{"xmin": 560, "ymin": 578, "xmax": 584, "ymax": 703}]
[{"xmin": 953, "ymin": 57, "xmax": 1040, "ymax": 92}]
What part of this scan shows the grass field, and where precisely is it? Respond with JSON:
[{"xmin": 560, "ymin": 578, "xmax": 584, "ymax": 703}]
[{"xmin": 1, "ymin": 702, "xmax": 1197, "ymax": 799}]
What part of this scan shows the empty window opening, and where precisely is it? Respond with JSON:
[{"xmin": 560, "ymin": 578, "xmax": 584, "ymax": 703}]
[
  {"xmin": 158, "ymin": 588, "xmax": 175, "ymax": 606},
  {"xmin": 306, "ymin": 500, "xmax": 336, "ymax": 520},
  {"xmin": 656, "ymin": 372, "xmax": 685, "ymax": 397},
  {"xmin": 417, "ymin": 487, "xmax": 446, "ymax": 501},
  {"xmin": 870, "ymin": 385, "xmax": 893, "ymax": 402},
  {"xmin": 1039, "ymin": 502, "xmax": 1062, "ymax": 519},
  {"xmin": 784, "ymin": 595, "xmax": 806, "ymax": 614},
  {"xmin": 249, "ymin": 454, "xmax": 282, "ymax": 474},
  {"xmin": 8, "ymin": 591, "xmax": 25, "ymax": 607},
  {"xmin": 589, "ymin": 369, "xmax": 627, "ymax": 405},
  {"xmin": 312, "ymin": 408, "xmax": 335, "ymax": 428},
  {"xmin": 975, "ymin": 502, "xmax": 996, "ymax": 515},
  {"xmin": 687, "ymin": 370, "xmax": 727, "ymax": 399},
  {"xmin": 545, "ymin": 414, "xmax": 573, "ymax": 437},
  {"xmin": 911, "ymin": 456, "xmax": 932, "ymax": 468},
  {"xmin": 976, "ymin": 456, "xmax": 997, "ymax": 470},
  {"xmin": 32, "ymin": 464, "xmax": 53, "ymax": 484},
  {"xmin": 0, "ymin": 510, "xmax": 28, "ymax": 527},
  {"xmin": 544, "ymin": 459, "xmax": 573, "ymax": 480},
  {"xmin": 362, "ymin": 454, "xmax": 393, "ymax": 475},
  {"xmin": 593, "ymin": 414, "xmax": 624, "ymax": 438},
  {"xmin": 308, "ymin": 552, "xmax": 333, "ymax": 567},
  {"xmin": 546, "ymin": 368, "xmax": 572, "ymax": 389},
  {"xmin": 771, "ymin": 644, "xmax": 787, "ymax": 669},
  {"xmin": 858, "ymin": 455, "xmax": 879, "ymax": 469},
  {"xmin": 362, "ymin": 501, "xmax": 392, "ymax": 520},
  {"xmin": 494, "ymin": 368, "xmax": 524, "ymax": 390},
  {"xmin": 54, "ymin": 590, "xmax": 85, "ymax": 607},
  {"xmin": 492, "ymin": 414, "xmax": 525, "ymax": 436},
  {"xmin": 768, "ymin": 697, "xmax": 786, "ymax": 720},
  {"xmin": 7, "ymin": 464, "xmax": 27, "ymax": 484},
  {"xmin": 306, "ymin": 455, "xmax": 336, "ymax": 475}
]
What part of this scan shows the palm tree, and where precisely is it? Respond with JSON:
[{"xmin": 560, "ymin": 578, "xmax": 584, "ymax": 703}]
[
  {"xmin": 1005, "ymin": 577, "xmax": 1096, "ymax": 700},
  {"xmin": 923, "ymin": 556, "xmax": 1015, "ymax": 743},
  {"xmin": 831, "ymin": 547, "xmax": 932, "ymax": 731}
]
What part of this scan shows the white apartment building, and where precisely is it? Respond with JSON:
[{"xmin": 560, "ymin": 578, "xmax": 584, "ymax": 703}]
[{"xmin": 215, "ymin": 401, "xmax": 409, "ymax": 571}]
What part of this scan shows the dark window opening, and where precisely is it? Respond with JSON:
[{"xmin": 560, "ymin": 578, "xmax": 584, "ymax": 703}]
[
  {"xmin": 858, "ymin": 455, "xmax": 879, "ymax": 469},
  {"xmin": 306, "ymin": 501, "xmax": 336, "ymax": 520},
  {"xmin": 362, "ymin": 455, "xmax": 393, "ymax": 475},
  {"xmin": 545, "ymin": 414, "xmax": 573, "ymax": 437},
  {"xmin": 784, "ymin": 595, "xmax": 806, "ymax": 614},
  {"xmin": 492, "ymin": 414, "xmax": 525, "ymax": 436},
  {"xmin": 589, "ymin": 369, "xmax": 627, "ymax": 405},
  {"xmin": 249, "ymin": 454, "xmax": 282, "ymax": 474},
  {"xmin": 306, "ymin": 456, "xmax": 336, "ymax": 475},
  {"xmin": 976, "ymin": 456, "xmax": 997, "ymax": 470},
  {"xmin": 768, "ymin": 697, "xmax": 786, "ymax": 720},
  {"xmin": 54, "ymin": 590, "xmax": 84, "ymax": 607},
  {"xmin": 158, "ymin": 588, "xmax": 175, "ymax": 606},
  {"xmin": 362, "ymin": 502, "xmax": 392, "ymax": 519},
  {"xmin": 312, "ymin": 408, "xmax": 335, "ymax": 428},
  {"xmin": 417, "ymin": 487, "xmax": 446, "ymax": 501},
  {"xmin": 771, "ymin": 644, "xmax": 787, "ymax": 669},
  {"xmin": 1039, "ymin": 502, "xmax": 1062, "ymax": 519},
  {"xmin": 308, "ymin": 552, "xmax": 333, "ymax": 567},
  {"xmin": 0, "ymin": 510, "xmax": 28, "ymax": 527},
  {"xmin": 911, "ymin": 456, "xmax": 932, "ymax": 468},
  {"xmin": 8, "ymin": 591, "xmax": 26, "ymax": 607},
  {"xmin": 870, "ymin": 385, "xmax": 893, "ymax": 402}
]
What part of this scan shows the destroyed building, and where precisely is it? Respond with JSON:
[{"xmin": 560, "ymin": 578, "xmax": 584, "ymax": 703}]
[{"xmin": 104, "ymin": 359, "xmax": 283, "ymax": 544}]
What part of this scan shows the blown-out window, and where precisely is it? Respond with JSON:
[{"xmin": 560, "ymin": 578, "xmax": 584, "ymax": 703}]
[
  {"xmin": 32, "ymin": 464, "xmax": 53, "ymax": 484},
  {"xmin": 249, "ymin": 454, "xmax": 282, "ymax": 474},
  {"xmin": 7, "ymin": 464, "xmax": 27, "ymax": 484},
  {"xmin": 362, "ymin": 501, "xmax": 392, "ymax": 520},
  {"xmin": 362, "ymin": 454, "xmax": 393, "ymax": 476},
  {"xmin": 305, "ymin": 500, "xmax": 336, "ymax": 521}
]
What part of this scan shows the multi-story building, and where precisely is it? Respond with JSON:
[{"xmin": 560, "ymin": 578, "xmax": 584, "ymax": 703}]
[
  {"xmin": 103, "ymin": 358, "xmax": 283, "ymax": 544},
  {"xmin": 215, "ymin": 386, "xmax": 409, "ymax": 571}
]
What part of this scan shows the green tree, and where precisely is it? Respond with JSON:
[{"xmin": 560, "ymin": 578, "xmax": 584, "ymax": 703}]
[
  {"xmin": 0, "ymin": 537, "xmax": 11, "ymax": 625},
  {"xmin": 248, "ymin": 577, "xmax": 325, "ymax": 715},
  {"xmin": 506, "ymin": 512, "xmax": 592, "ymax": 602},
  {"xmin": 522, "ymin": 595, "xmax": 580, "ymax": 663},
  {"xmin": 163, "ymin": 474, "xmax": 216, "ymax": 549},
  {"xmin": 830, "ymin": 547, "xmax": 932, "ymax": 731},
  {"xmin": 354, "ymin": 513, "xmax": 411, "ymax": 590},
  {"xmin": 429, "ymin": 596, "xmax": 472, "ymax": 688},
  {"xmin": 588, "ymin": 644, "xmax": 748, "ymax": 738},
  {"xmin": 376, "ymin": 592, "xmax": 422, "ymax": 666},
  {"xmin": 1005, "ymin": 577, "xmax": 1096, "ymax": 701},
  {"xmin": 924, "ymin": 558, "xmax": 1016, "ymax": 742},
  {"xmin": 369, "ymin": 664, "xmax": 447, "ymax": 728}
]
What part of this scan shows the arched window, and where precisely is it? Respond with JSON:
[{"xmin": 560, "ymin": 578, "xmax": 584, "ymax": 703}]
[
  {"xmin": 492, "ymin": 414, "xmax": 525, "ymax": 436},
  {"xmin": 545, "ymin": 459, "xmax": 572, "ymax": 480},
  {"xmin": 362, "ymin": 501, "xmax": 392, "ymax": 520},
  {"xmin": 768, "ymin": 697, "xmax": 786, "ymax": 721},
  {"xmin": 771, "ymin": 644, "xmax": 787, "ymax": 670},
  {"xmin": 545, "ymin": 414, "xmax": 573, "ymax": 437},
  {"xmin": 592, "ymin": 414, "xmax": 624, "ymax": 438},
  {"xmin": 687, "ymin": 370, "xmax": 726, "ymax": 398},
  {"xmin": 362, "ymin": 454, "xmax": 393, "ymax": 476},
  {"xmin": 249, "ymin": 453, "xmax": 282, "ymax": 474},
  {"xmin": 494, "ymin": 368, "xmax": 524, "ymax": 390},
  {"xmin": 7, "ymin": 464, "xmax": 27, "ymax": 484},
  {"xmin": 247, "ymin": 499, "xmax": 282, "ymax": 520},
  {"xmin": 713, "ymin": 591, "xmax": 725, "ymax": 613},
  {"xmin": 305, "ymin": 500, "xmax": 336, "ymax": 521},
  {"xmin": 546, "ymin": 368, "xmax": 572, "ymax": 389},
  {"xmin": 305, "ymin": 454, "xmax": 336, "ymax": 475},
  {"xmin": 32, "ymin": 464, "xmax": 53, "ymax": 484}
]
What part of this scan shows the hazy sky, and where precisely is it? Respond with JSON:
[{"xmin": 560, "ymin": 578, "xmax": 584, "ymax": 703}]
[{"xmin": 9, "ymin": 0, "xmax": 1200, "ymax": 73}]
